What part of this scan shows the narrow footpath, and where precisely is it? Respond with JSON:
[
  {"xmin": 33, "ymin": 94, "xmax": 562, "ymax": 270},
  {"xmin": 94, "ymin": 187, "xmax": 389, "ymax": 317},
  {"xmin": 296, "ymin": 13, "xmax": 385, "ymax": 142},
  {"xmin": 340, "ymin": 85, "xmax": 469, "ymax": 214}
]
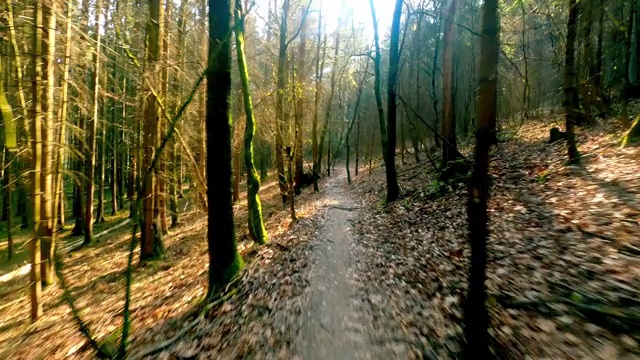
[{"xmin": 296, "ymin": 169, "xmax": 372, "ymax": 359}]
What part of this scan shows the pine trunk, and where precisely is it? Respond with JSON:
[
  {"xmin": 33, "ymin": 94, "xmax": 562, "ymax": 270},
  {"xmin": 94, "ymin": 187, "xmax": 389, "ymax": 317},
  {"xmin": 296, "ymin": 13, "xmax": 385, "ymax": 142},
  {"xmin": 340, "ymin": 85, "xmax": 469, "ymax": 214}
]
[
  {"xmin": 40, "ymin": 0, "xmax": 56, "ymax": 285},
  {"xmin": 83, "ymin": 0, "xmax": 102, "ymax": 245},
  {"xmin": 158, "ymin": 0, "xmax": 170, "ymax": 234},
  {"xmin": 54, "ymin": 0, "xmax": 71, "ymax": 231},
  {"xmin": 30, "ymin": 0, "xmax": 44, "ymax": 320}
]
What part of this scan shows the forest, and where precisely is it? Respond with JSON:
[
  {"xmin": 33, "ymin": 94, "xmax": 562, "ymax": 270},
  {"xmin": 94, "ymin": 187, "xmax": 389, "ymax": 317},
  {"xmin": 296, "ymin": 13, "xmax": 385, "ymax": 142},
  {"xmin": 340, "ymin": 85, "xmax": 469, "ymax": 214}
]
[{"xmin": 0, "ymin": 0, "xmax": 639, "ymax": 357}]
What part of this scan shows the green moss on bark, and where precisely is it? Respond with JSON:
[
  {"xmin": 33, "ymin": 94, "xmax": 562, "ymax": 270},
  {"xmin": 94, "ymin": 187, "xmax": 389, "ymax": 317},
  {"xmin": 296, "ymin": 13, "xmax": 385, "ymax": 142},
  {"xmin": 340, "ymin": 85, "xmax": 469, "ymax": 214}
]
[
  {"xmin": 235, "ymin": 0, "xmax": 268, "ymax": 245},
  {"xmin": 622, "ymin": 114, "xmax": 640, "ymax": 147},
  {"xmin": 207, "ymin": 251, "xmax": 243, "ymax": 298}
]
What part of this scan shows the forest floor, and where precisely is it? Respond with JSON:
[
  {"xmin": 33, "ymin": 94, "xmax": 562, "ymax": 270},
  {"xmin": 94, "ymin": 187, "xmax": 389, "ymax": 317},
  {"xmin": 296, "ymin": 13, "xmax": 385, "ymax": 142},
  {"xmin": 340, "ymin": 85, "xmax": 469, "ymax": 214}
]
[{"xmin": 1, "ymin": 115, "xmax": 640, "ymax": 359}]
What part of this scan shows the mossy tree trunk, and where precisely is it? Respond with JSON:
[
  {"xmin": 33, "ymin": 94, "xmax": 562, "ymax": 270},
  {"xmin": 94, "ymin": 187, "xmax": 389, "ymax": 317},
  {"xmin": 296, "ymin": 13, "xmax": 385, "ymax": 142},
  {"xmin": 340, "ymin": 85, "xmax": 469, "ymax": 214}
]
[
  {"xmin": 207, "ymin": 0, "xmax": 244, "ymax": 298},
  {"xmin": 622, "ymin": 114, "xmax": 640, "ymax": 146},
  {"xmin": 234, "ymin": 0, "xmax": 268, "ymax": 244}
]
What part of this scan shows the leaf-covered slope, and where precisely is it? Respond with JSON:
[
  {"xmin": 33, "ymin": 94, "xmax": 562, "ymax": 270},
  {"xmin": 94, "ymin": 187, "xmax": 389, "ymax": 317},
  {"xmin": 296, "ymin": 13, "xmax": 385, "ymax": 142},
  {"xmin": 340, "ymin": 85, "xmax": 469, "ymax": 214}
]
[{"xmin": 348, "ymin": 119, "xmax": 640, "ymax": 358}]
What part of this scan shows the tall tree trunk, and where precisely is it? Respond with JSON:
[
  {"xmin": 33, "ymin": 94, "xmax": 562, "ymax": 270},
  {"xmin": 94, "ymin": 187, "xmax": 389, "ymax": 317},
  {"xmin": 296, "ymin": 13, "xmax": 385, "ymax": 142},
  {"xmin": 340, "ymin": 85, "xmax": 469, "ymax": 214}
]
[
  {"xmin": 6, "ymin": 0, "xmax": 29, "ymax": 140},
  {"xmin": 326, "ymin": 132, "xmax": 331, "ymax": 177},
  {"xmin": 312, "ymin": 4, "xmax": 324, "ymax": 191},
  {"xmin": 369, "ymin": 0, "xmax": 388, "ymax": 167},
  {"xmin": 232, "ymin": 134, "xmax": 241, "ymax": 203},
  {"xmin": 30, "ymin": 0, "xmax": 44, "ymax": 320},
  {"xmin": 463, "ymin": 0, "xmax": 499, "ymax": 356},
  {"xmin": 171, "ymin": 0, "xmax": 189, "ymax": 225},
  {"xmin": 384, "ymin": 0, "xmax": 402, "ymax": 202},
  {"xmin": 431, "ymin": 6, "xmax": 442, "ymax": 148},
  {"xmin": 96, "ymin": 76, "xmax": 106, "ymax": 223},
  {"xmin": 594, "ymin": 0, "xmax": 604, "ymax": 92},
  {"xmin": 110, "ymin": 53, "xmax": 118, "ymax": 216},
  {"xmin": 109, "ymin": 21, "xmax": 119, "ymax": 215},
  {"xmin": 129, "ymin": 155, "xmax": 136, "ymax": 218},
  {"xmin": 368, "ymin": 126, "xmax": 375, "ymax": 173},
  {"xmin": 355, "ymin": 112, "xmax": 360, "ymax": 176},
  {"xmin": 564, "ymin": 0, "xmax": 581, "ymax": 164},
  {"xmin": 40, "ymin": 0, "xmax": 56, "ymax": 285},
  {"xmin": 207, "ymin": 0, "xmax": 244, "ymax": 298},
  {"xmin": 4, "ymin": 154, "xmax": 13, "ymax": 260},
  {"xmin": 410, "ymin": 17, "xmax": 422, "ymax": 164},
  {"xmin": 196, "ymin": 0, "xmax": 207, "ymax": 210},
  {"xmin": 158, "ymin": 0, "xmax": 170, "ymax": 234},
  {"xmin": 293, "ymin": 19, "xmax": 307, "ymax": 190},
  {"xmin": 73, "ymin": 0, "xmax": 89, "ymax": 234},
  {"xmin": 54, "ymin": 0, "xmax": 72, "ymax": 231},
  {"xmin": 442, "ymin": 0, "xmax": 460, "ymax": 167},
  {"xmin": 319, "ymin": 29, "xmax": 339, "ymax": 180},
  {"xmin": 0, "ymin": 51, "xmax": 14, "ymax": 259},
  {"xmin": 275, "ymin": 0, "xmax": 291, "ymax": 205},
  {"xmin": 19, "ymin": 186, "xmax": 28, "ymax": 229},
  {"xmin": 520, "ymin": 0, "xmax": 530, "ymax": 120},
  {"xmin": 346, "ymin": 59, "xmax": 370, "ymax": 184},
  {"xmin": 621, "ymin": 1, "xmax": 635, "ymax": 126},
  {"xmin": 578, "ymin": 0, "xmax": 594, "ymax": 124},
  {"xmin": 141, "ymin": 0, "xmax": 164, "ymax": 260},
  {"xmin": 83, "ymin": 0, "xmax": 102, "ymax": 245},
  {"xmin": 636, "ymin": 0, "xmax": 640, "ymax": 85},
  {"xmin": 400, "ymin": 111, "xmax": 405, "ymax": 165}
]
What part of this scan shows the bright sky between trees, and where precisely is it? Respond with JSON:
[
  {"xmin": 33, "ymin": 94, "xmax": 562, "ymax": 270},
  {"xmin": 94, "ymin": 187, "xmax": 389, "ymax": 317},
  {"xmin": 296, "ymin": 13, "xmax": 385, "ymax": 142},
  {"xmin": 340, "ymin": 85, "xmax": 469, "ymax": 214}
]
[{"xmin": 253, "ymin": 0, "xmax": 397, "ymax": 41}]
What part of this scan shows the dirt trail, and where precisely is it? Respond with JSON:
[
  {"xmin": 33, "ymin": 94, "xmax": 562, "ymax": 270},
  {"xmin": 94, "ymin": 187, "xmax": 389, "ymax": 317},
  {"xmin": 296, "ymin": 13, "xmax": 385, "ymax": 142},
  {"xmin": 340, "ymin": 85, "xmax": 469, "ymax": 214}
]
[{"xmin": 296, "ymin": 169, "xmax": 371, "ymax": 359}]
